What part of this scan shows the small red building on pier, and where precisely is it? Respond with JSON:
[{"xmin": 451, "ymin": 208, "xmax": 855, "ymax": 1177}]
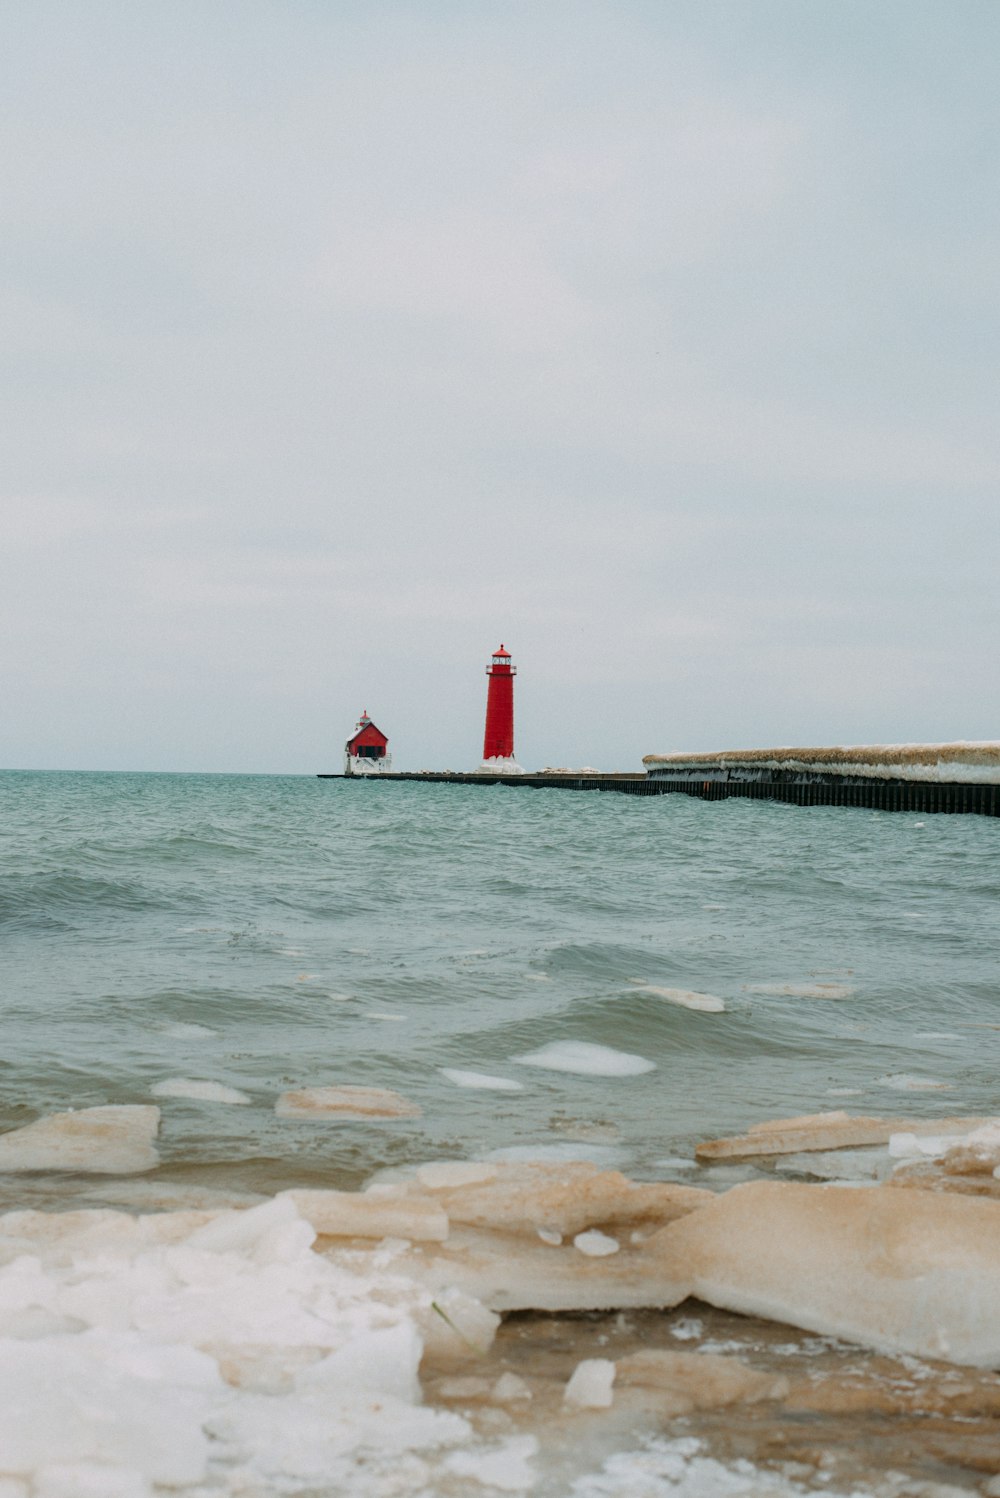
[{"xmin": 344, "ymin": 711, "xmax": 391, "ymax": 775}]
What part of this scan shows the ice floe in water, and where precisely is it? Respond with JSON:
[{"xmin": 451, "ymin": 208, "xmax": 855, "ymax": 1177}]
[
  {"xmin": 484, "ymin": 1141, "xmax": 626, "ymax": 1167},
  {"xmin": 274, "ymin": 1085, "xmax": 421, "ymax": 1119},
  {"xmin": 159, "ymin": 1022, "xmax": 219, "ymax": 1039},
  {"xmin": 631, "ymin": 985, "xmax": 726, "ymax": 1012},
  {"xmin": 0, "ymin": 1106, "xmax": 160, "ymax": 1175},
  {"xmin": 150, "ymin": 1078, "xmax": 251, "ymax": 1105},
  {"xmin": 877, "ymin": 1073, "xmax": 951, "ymax": 1091},
  {"xmin": 439, "ymin": 1068, "xmax": 525, "ymax": 1091},
  {"xmin": 515, "ymin": 1041, "xmax": 656, "ymax": 1076},
  {"xmin": 744, "ymin": 981, "xmax": 856, "ymax": 999}
]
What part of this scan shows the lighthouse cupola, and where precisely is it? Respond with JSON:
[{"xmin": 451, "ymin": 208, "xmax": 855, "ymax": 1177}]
[{"xmin": 480, "ymin": 643, "xmax": 524, "ymax": 771}]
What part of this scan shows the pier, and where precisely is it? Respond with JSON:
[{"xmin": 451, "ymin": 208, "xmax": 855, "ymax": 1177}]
[{"xmin": 318, "ymin": 753, "xmax": 1000, "ymax": 816}]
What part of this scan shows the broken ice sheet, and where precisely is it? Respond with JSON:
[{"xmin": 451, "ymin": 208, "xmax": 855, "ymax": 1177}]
[
  {"xmin": 440, "ymin": 1068, "xmax": 525, "ymax": 1091},
  {"xmin": 0, "ymin": 1106, "xmax": 160, "ymax": 1175},
  {"xmin": 630, "ymin": 985, "xmax": 726, "ymax": 1012},
  {"xmin": 744, "ymin": 982, "xmax": 856, "ymax": 999},
  {"xmin": 150, "ymin": 1079, "xmax": 251, "ymax": 1105},
  {"xmin": 274, "ymin": 1085, "xmax": 421, "ymax": 1119},
  {"xmin": 651, "ymin": 1178, "xmax": 1000, "ymax": 1365}
]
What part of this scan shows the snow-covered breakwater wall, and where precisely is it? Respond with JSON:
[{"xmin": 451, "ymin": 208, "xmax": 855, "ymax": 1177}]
[{"xmin": 642, "ymin": 743, "xmax": 1000, "ymax": 816}]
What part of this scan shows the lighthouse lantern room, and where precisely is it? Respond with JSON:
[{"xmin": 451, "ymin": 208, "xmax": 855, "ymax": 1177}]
[
  {"xmin": 344, "ymin": 711, "xmax": 391, "ymax": 776},
  {"xmin": 480, "ymin": 644, "xmax": 524, "ymax": 772}
]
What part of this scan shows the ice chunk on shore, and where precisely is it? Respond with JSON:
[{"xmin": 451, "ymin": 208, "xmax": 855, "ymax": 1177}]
[
  {"xmin": 574, "ymin": 1230, "xmax": 619, "ymax": 1257},
  {"xmin": 889, "ymin": 1120, "xmax": 1000, "ymax": 1196},
  {"xmin": 275, "ymin": 1085, "xmax": 421, "ymax": 1119},
  {"xmin": 632, "ymin": 986, "xmax": 726, "ymax": 1012},
  {"xmin": 651, "ymin": 1179, "xmax": 1000, "ymax": 1365},
  {"xmin": 775, "ymin": 1147, "xmax": 891, "ymax": 1182},
  {"xmin": 515, "ymin": 1042, "xmax": 656, "ymax": 1076},
  {"xmin": 440, "ymin": 1069, "xmax": 525, "ymax": 1091},
  {"xmin": 0, "ymin": 1106, "xmax": 160, "ymax": 1175},
  {"xmin": 0, "ymin": 1197, "xmax": 475, "ymax": 1493},
  {"xmin": 284, "ymin": 1188, "xmax": 448, "ymax": 1241},
  {"xmin": 615, "ymin": 1348, "xmax": 788, "ymax": 1411},
  {"xmin": 151, "ymin": 1078, "xmax": 251, "ymax": 1105},
  {"xmin": 696, "ymin": 1111, "xmax": 990, "ymax": 1162},
  {"xmin": 410, "ymin": 1160, "xmax": 710, "ymax": 1238},
  {"xmin": 564, "ymin": 1358, "xmax": 615, "ymax": 1408},
  {"xmin": 443, "ymin": 1435, "xmax": 538, "ymax": 1490}
]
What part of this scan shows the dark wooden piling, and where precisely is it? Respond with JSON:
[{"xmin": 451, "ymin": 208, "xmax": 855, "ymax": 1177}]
[{"xmin": 317, "ymin": 769, "xmax": 999, "ymax": 816}]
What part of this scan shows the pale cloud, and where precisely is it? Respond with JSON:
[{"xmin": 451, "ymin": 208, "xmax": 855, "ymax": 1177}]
[{"xmin": 1, "ymin": 1, "xmax": 998, "ymax": 771}]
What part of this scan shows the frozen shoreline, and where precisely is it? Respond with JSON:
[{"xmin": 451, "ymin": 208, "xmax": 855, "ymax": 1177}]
[{"xmin": 3, "ymin": 1106, "xmax": 1000, "ymax": 1495}]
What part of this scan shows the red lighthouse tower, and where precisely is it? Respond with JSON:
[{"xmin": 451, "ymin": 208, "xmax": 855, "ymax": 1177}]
[{"xmin": 482, "ymin": 644, "xmax": 517, "ymax": 764}]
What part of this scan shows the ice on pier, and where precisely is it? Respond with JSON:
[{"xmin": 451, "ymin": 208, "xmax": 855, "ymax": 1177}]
[
  {"xmin": 632, "ymin": 985, "xmax": 726, "ymax": 1012},
  {"xmin": 274, "ymin": 1084, "xmax": 421, "ymax": 1119},
  {"xmin": 651, "ymin": 1179, "xmax": 1000, "ymax": 1365},
  {"xmin": 477, "ymin": 756, "xmax": 527, "ymax": 774},
  {"xmin": 440, "ymin": 1068, "xmax": 525, "ymax": 1091},
  {"xmin": 0, "ymin": 1106, "xmax": 160, "ymax": 1175},
  {"xmin": 643, "ymin": 740, "xmax": 1000, "ymax": 784},
  {"xmin": 151, "ymin": 1078, "xmax": 251, "ymax": 1105},
  {"xmin": 515, "ymin": 1041, "xmax": 656, "ymax": 1076}
]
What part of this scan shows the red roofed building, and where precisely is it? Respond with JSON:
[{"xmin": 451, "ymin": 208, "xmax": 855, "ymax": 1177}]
[{"xmin": 344, "ymin": 711, "xmax": 391, "ymax": 775}]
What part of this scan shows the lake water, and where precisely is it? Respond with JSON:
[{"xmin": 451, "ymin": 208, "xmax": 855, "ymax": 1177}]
[
  {"xmin": 3, "ymin": 770, "xmax": 998, "ymax": 1201},
  {"xmin": 2, "ymin": 769, "xmax": 999, "ymax": 1494}
]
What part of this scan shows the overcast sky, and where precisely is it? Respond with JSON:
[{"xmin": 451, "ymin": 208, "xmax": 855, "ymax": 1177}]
[{"xmin": 3, "ymin": 1, "xmax": 998, "ymax": 773}]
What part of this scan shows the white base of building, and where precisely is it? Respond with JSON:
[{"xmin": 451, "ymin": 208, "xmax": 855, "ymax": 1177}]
[{"xmin": 344, "ymin": 754, "xmax": 394, "ymax": 776}]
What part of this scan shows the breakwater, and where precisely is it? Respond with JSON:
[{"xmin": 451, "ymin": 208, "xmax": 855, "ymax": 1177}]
[{"xmin": 320, "ymin": 751, "xmax": 1000, "ymax": 815}]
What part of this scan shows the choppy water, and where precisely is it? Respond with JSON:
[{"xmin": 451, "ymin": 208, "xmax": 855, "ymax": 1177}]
[{"xmin": 3, "ymin": 769, "xmax": 999, "ymax": 1204}]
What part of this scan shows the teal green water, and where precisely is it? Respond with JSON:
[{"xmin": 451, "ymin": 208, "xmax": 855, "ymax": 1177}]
[{"xmin": 2, "ymin": 770, "xmax": 999, "ymax": 1204}]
